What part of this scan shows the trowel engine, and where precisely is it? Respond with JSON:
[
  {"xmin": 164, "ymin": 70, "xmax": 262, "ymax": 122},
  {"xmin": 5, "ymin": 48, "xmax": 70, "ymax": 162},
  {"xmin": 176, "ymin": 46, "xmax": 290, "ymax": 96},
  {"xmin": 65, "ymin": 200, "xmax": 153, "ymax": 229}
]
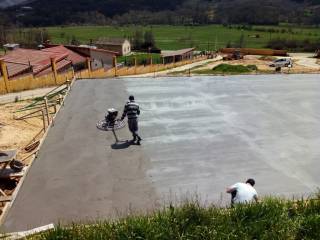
[{"xmin": 96, "ymin": 108, "xmax": 125, "ymax": 131}]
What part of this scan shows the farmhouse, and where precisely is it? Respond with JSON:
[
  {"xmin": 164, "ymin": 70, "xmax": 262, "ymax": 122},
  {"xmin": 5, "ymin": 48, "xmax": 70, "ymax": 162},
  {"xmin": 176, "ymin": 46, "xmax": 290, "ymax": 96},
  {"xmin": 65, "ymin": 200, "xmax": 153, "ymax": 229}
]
[
  {"xmin": 64, "ymin": 45, "xmax": 117, "ymax": 70},
  {"xmin": 94, "ymin": 38, "xmax": 131, "ymax": 56}
]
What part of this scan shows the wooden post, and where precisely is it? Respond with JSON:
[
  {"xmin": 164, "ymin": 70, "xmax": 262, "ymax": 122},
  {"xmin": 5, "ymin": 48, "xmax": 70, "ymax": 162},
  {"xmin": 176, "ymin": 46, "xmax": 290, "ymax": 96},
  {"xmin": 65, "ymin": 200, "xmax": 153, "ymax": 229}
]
[
  {"xmin": 0, "ymin": 60, "xmax": 9, "ymax": 93},
  {"xmin": 113, "ymin": 56, "xmax": 117, "ymax": 77},
  {"xmin": 50, "ymin": 57, "xmax": 58, "ymax": 84},
  {"xmin": 42, "ymin": 109, "xmax": 47, "ymax": 132},
  {"xmin": 86, "ymin": 58, "xmax": 92, "ymax": 78},
  {"xmin": 58, "ymin": 94, "xmax": 63, "ymax": 105},
  {"xmin": 71, "ymin": 67, "xmax": 75, "ymax": 79},
  {"xmin": 66, "ymin": 80, "xmax": 71, "ymax": 90},
  {"xmin": 134, "ymin": 57, "xmax": 137, "ymax": 75},
  {"xmin": 44, "ymin": 97, "xmax": 50, "ymax": 126}
]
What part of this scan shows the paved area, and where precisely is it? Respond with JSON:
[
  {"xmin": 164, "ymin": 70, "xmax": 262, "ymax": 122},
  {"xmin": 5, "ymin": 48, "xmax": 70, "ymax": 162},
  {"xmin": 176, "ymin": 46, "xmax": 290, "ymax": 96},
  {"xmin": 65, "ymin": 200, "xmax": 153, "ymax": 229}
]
[
  {"xmin": 290, "ymin": 53, "xmax": 320, "ymax": 69},
  {"xmin": 3, "ymin": 75, "xmax": 320, "ymax": 232},
  {"xmin": 129, "ymin": 56, "xmax": 222, "ymax": 77}
]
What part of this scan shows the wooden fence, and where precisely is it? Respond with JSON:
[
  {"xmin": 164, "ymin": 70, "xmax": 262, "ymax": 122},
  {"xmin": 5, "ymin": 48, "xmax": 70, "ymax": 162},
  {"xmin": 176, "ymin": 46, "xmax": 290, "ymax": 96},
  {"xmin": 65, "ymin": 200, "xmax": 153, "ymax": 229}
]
[{"xmin": 0, "ymin": 56, "xmax": 206, "ymax": 94}]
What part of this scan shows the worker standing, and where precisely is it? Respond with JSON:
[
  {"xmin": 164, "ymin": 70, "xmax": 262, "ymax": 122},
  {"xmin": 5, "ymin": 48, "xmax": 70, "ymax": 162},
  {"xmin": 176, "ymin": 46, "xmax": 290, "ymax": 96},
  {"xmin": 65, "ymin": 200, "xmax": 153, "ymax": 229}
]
[{"xmin": 121, "ymin": 95, "xmax": 142, "ymax": 145}]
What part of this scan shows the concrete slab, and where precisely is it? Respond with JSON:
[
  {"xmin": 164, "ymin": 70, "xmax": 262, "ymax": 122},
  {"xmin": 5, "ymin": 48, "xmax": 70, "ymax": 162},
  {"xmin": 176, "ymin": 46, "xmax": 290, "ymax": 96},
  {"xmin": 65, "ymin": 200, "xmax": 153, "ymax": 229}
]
[{"xmin": 3, "ymin": 74, "xmax": 320, "ymax": 232}]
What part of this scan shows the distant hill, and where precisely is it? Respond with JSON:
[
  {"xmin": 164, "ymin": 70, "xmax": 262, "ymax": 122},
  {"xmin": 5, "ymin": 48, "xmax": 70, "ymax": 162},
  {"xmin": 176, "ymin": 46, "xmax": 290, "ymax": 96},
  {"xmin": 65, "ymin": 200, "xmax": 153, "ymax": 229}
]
[
  {"xmin": 1, "ymin": 0, "xmax": 320, "ymax": 26},
  {"xmin": 0, "ymin": 0, "xmax": 31, "ymax": 8}
]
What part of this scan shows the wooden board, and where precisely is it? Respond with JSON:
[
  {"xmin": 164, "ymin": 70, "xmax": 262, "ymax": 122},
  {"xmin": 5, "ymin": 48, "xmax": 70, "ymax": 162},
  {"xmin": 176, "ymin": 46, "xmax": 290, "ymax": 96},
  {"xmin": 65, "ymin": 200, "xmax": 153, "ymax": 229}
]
[{"xmin": 0, "ymin": 196, "xmax": 12, "ymax": 202}]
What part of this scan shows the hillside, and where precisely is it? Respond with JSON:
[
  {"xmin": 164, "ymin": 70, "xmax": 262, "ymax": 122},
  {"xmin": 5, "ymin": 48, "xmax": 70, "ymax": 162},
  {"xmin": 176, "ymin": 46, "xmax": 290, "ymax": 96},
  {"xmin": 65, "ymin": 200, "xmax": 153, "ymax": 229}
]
[
  {"xmin": 1, "ymin": 0, "xmax": 320, "ymax": 26},
  {"xmin": 0, "ymin": 0, "xmax": 30, "ymax": 8}
]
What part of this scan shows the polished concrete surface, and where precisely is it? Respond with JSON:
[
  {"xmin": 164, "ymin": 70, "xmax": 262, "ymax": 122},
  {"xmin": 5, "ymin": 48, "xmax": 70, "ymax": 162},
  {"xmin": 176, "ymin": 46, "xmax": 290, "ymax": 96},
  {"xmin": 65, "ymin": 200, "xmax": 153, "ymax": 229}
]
[{"xmin": 3, "ymin": 74, "xmax": 320, "ymax": 231}]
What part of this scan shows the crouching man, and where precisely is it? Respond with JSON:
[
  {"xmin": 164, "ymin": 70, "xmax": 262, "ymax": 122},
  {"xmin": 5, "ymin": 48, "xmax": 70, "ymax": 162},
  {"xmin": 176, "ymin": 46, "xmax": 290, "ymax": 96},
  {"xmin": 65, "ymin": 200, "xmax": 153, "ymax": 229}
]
[
  {"xmin": 121, "ymin": 95, "xmax": 142, "ymax": 145},
  {"xmin": 226, "ymin": 178, "xmax": 258, "ymax": 205}
]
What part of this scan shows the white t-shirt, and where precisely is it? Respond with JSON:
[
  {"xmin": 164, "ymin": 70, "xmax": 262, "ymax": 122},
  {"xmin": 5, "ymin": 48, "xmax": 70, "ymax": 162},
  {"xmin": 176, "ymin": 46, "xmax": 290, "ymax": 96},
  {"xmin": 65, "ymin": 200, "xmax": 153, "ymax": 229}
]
[{"xmin": 230, "ymin": 182, "xmax": 258, "ymax": 204}]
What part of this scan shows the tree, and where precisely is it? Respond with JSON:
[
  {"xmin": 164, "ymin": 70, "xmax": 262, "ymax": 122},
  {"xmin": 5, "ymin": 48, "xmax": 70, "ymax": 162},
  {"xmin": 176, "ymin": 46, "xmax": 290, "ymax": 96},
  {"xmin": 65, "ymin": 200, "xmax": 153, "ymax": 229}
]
[
  {"xmin": 132, "ymin": 29, "xmax": 143, "ymax": 50},
  {"xmin": 143, "ymin": 30, "xmax": 155, "ymax": 49},
  {"xmin": 70, "ymin": 35, "xmax": 80, "ymax": 45}
]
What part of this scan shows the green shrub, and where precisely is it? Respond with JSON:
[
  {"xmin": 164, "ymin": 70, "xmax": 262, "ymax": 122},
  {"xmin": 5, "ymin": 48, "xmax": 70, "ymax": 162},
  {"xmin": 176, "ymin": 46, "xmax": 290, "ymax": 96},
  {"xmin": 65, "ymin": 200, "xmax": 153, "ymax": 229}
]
[
  {"xmin": 246, "ymin": 65, "xmax": 258, "ymax": 71},
  {"xmin": 211, "ymin": 64, "xmax": 251, "ymax": 73}
]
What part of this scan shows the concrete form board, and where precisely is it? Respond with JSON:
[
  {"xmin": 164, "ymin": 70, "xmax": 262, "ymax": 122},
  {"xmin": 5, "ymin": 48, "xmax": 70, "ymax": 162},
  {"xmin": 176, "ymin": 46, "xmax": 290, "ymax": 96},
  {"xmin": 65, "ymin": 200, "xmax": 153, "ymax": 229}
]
[{"xmin": 3, "ymin": 74, "xmax": 320, "ymax": 232}]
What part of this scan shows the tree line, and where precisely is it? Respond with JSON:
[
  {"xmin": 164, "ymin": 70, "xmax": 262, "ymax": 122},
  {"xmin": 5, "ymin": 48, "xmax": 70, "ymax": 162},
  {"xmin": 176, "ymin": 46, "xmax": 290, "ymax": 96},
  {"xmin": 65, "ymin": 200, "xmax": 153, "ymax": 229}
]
[{"xmin": 2, "ymin": 0, "xmax": 320, "ymax": 26}]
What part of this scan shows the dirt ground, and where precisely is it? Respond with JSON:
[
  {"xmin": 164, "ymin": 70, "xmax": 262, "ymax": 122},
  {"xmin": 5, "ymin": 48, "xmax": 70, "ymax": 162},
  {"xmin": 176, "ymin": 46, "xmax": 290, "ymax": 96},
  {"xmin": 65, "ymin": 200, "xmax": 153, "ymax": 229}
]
[
  {"xmin": 0, "ymin": 101, "xmax": 44, "ymax": 163},
  {"xmin": 0, "ymin": 100, "xmax": 45, "ymax": 215},
  {"xmin": 196, "ymin": 53, "xmax": 320, "ymax": 74}
]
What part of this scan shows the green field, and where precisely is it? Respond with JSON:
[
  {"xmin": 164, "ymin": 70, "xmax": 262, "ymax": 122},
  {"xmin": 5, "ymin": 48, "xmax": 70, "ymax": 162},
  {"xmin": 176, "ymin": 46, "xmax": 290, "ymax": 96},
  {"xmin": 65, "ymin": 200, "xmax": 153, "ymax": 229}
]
[{"xmin": 45, "ymin": 25, "xmax": 320, "ymax": 50}]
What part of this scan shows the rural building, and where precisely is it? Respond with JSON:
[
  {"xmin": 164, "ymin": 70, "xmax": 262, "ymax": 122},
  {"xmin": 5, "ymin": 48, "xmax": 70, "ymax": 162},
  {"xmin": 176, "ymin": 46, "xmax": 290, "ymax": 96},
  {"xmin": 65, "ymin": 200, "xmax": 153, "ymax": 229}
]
[
  {"xmin": 42, "ymin": 45, "xmax": 87, "ymax": 71},
  {"xmin": 65, "ymin": 45, "xmax": 117, "ymax": 70},
  {"xmin": 161, "ymin": 48, "xmax": 195, "ymax": 64},
  {"xmin": 94, "ymin": 38, "xmax": 131, "ymax": 56},
  {"xmin": 0, "ymin": 45, "xmax": 89, "ymax": 79},
  {"xmin": 0, "ymin": 48, "xmax": 72, "ymax": 78}
]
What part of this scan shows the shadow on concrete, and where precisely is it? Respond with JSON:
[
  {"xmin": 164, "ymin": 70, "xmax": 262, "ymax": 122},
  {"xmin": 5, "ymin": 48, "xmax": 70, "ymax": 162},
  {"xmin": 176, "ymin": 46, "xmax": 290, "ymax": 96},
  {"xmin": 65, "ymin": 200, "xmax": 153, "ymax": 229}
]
[{"xmin": 111, "ymin": 140, "xmax": 140, "ymax": 150}]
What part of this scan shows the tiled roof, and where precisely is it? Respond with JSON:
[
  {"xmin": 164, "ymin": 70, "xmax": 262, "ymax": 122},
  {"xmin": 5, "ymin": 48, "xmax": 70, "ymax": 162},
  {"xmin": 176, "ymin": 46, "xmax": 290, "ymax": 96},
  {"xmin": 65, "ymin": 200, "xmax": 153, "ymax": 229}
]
[
  {"xmin": 42, "ymin": 45, "xmax": 86, "ymax": 65},
  {"xmin": 161, "ymin": 48, "xmax": 195, "ymax": 58},
  {"xmin": 0, "ymin": 47, "xmax": 79, "ymax": 78},
  {"xmin": 37, "ymin": 59, "xmax": 71, "ymax": 76},
  {"xmin": 0, "ymin": 48, "xmax": 68, "ymax": 77}
]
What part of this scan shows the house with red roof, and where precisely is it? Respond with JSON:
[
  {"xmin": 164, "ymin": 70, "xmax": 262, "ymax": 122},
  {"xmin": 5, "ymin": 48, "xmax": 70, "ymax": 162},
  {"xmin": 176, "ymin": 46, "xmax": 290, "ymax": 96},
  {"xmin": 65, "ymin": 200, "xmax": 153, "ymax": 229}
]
[{"xmin": 0, "ymin": 45, "xmax": 87, "ymax": 79}]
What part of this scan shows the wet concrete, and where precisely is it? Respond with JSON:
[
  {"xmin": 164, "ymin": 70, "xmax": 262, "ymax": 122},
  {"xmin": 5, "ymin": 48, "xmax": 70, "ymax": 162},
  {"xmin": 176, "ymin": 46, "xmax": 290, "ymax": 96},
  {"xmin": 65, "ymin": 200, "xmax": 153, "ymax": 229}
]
[{"xmin": 3, "ymin": 74, "xmax": 320, "ymax": 231}]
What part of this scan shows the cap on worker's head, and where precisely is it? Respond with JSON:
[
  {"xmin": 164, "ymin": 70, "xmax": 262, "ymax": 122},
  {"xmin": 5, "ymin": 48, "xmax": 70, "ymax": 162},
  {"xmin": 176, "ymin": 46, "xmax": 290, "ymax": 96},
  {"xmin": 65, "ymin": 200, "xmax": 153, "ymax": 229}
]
[
  {"xmin": 129, "ymin": 95, "xmax": 134, "ymax": 101},
  {"xmin": 246, "ymin": 178, "xmax": 255, "ymax": 186}
]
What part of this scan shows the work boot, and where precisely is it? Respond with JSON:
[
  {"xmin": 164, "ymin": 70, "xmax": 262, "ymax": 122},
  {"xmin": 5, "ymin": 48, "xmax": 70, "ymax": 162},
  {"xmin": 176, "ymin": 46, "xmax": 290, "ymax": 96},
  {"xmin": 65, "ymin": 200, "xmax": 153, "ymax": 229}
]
[{"xmin": 137, "ymin": 136, "xmax": 142, "ymax": 145}]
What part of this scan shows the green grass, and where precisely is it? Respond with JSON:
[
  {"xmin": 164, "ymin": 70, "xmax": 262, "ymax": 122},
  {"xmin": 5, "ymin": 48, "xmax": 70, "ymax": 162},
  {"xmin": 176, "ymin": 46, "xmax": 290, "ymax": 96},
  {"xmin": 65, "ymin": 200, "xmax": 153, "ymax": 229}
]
[
  {"xmin": 117, "ymin": 53, "xmax": 162, "ymax": 65},
  {"xmin": 194, "ymin": 64, "xmax": 258, "ymax": 75},
  {"xmin": 43, "ymin": 25, "xmax": 320, "ymax": 50},
  {"xmin": 27, "ymin": 196, "xmax": 320, "ymax": 240}
]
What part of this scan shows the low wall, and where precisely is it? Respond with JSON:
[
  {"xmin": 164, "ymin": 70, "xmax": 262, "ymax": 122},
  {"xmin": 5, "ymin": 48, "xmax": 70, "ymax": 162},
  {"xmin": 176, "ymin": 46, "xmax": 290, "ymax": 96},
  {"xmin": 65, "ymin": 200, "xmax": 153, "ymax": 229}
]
[
  {"xmin": 0, "ymin": 56, "xmax": 206, "ymax": 94},
  {"xmin": 220, "ymin": 48, "xmax": 287, "ymax": 56}
]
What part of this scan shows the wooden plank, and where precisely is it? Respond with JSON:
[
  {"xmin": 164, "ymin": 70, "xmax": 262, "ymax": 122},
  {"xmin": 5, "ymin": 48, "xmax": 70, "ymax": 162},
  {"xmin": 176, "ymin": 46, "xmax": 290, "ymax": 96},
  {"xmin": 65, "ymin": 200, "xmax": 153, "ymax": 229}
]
[
  {"xmin": 0, "ymin": 188, "xmax": 7, "ymax": 196},
  {"xmin": 0, "ymin": 196, "xmax": 12, "ymax": 202}
]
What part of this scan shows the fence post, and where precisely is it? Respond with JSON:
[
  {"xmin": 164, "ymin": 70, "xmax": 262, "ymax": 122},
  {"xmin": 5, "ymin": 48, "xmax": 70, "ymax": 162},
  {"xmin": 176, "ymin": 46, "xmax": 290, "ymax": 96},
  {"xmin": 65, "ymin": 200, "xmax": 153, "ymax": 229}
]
[
  {"xmin": 44, "ymin": 97, "xmax": 50, "ymax": 126},
  {"xmin": 134, "ymin": 57, "xmax": 137, "ymax": 75},
  {"xmin": 50, "ymin": 57, "xmax": 58, "ymax": 85},
  {"xmin": 113, "ymin": 56, "xmax": 117, "ymax": 77},
  {"xmin": 42, "ymin": 109, "xmax": 47, "ymax": 132},
  {"xmin": 0, "ymin": 60, "xmax": 10, "ymax": 93},
  {"xmin": 86, "ymin": 58, "xmax": 92, "ymax": 78}
]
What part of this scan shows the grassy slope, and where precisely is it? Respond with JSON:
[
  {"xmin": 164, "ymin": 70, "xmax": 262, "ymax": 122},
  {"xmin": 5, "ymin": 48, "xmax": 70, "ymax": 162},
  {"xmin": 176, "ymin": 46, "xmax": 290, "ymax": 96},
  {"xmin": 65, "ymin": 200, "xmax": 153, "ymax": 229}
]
[
  {"xmin": 29, "ymin": 197, "xmax": 320, "ymax": 239},
  {"xmin": 45, "ymin": 25, "xmax": 320, "ymax": 50}
]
